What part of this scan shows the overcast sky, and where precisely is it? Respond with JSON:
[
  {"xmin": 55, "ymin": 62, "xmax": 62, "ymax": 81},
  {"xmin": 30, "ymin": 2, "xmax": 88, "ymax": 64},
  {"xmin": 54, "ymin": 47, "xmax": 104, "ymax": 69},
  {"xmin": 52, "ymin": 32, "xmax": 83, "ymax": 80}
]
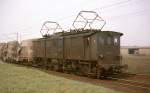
[{"xmin": 0, "ymin": 0, "xmax": 150, "ymax": 46}]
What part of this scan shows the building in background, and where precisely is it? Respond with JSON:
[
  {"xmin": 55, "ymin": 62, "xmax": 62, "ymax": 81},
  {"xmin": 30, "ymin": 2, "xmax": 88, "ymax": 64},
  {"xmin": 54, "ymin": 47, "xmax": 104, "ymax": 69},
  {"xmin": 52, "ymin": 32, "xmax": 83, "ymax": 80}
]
[{"xmin": 121, "ymin": 46, "xmax": 150, "ymax": 56}]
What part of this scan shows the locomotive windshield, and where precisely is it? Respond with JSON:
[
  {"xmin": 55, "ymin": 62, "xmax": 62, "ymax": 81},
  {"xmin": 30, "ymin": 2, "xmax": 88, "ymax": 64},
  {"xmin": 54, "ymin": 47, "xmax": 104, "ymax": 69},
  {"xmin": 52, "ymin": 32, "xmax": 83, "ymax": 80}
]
[
  {"xmin": 114, "ymin": 36, "xmax": 119, "ymax": 46},
  {"xmin": 106, "ymin": 36, "xmax": 112, "ymax": 45},
  {"xmin": 98, "ymin": 34, "xmax": 120, "ymax": 46}
]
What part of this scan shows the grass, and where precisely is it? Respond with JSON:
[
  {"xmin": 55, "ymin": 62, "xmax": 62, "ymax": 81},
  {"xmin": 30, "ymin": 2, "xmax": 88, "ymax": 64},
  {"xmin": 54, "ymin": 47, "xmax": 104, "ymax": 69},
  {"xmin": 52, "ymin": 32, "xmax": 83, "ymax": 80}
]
[
  {"xmin": 0, "ymin": 61, "xmax": 123, "ymax": 93},
  {"xmin": 122, "ymin": 54, "xmax": 150, "ymax": 75}
]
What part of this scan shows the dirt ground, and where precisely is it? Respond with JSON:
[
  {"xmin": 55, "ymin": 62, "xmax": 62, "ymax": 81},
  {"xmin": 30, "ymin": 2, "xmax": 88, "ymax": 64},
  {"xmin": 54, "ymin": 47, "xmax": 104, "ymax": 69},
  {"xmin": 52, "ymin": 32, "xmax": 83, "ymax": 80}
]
[{"xmin": 121, "ymin": 54, "xmax": 150, "ymax": 75}]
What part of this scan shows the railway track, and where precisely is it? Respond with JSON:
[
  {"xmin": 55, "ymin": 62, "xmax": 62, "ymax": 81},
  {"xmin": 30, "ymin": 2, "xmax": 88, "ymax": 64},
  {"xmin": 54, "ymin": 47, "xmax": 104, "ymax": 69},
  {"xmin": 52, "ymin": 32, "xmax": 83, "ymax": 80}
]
[
  {"xmin": 43, "ymin": 69, "xmax": 150, "ymax": 93},
  {"xmin": 109, "ymin": 77, "xmax": 150, "ymax": 89},
  {"xmin": 106, "ymin": 76, "xmax": 150, "ymax": 92}
]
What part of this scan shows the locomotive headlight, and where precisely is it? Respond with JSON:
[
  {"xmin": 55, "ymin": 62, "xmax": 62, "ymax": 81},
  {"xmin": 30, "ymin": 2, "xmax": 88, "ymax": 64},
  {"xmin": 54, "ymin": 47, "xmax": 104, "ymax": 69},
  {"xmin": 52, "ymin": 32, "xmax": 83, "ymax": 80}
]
[{"xmin": 99, "ymin": 54, "xmax": 104, "ymax": 59}]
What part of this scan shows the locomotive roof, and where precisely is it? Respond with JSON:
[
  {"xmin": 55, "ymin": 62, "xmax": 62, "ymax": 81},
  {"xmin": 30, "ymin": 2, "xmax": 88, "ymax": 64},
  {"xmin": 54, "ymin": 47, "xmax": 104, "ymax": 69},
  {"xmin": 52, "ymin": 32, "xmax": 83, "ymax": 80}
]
[
  {"xmin": 20, "ymin": 30, "xmax": 123, "ymax": 43},
  {"xmin": 62, "ymin": 29, "xmax": 123, "ymax": 37}
]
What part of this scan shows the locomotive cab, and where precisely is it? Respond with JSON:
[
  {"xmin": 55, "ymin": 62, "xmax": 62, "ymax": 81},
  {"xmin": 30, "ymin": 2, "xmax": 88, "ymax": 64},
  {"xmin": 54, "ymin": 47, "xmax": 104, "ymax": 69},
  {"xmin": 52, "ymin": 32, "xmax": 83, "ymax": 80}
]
[{"xmin": 96, "ymin": 31, "xmax": 123, "ymax": 74}]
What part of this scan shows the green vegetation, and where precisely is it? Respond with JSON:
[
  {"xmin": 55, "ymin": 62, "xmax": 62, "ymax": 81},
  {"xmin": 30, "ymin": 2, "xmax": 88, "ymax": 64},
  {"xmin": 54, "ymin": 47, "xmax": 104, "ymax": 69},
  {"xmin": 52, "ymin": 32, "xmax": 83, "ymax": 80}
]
[
  {"xmin": 0, "ymin": 61, "xmax": 123, "ymax": 93},
  {"xmin": 122, "ymin": 55, "xmax": 150, "ymax": 75}
]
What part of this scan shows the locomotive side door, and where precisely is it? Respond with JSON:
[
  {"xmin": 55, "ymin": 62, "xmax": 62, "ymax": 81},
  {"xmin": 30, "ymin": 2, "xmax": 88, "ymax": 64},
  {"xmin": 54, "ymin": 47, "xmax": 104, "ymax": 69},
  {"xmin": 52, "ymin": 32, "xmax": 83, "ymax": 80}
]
[
  {"xmin": 84, "ymin": 37, "xmax": 90, "ymax": 60},
  {"xmin": 57, "ymin": 37, "xmax": 63, "ymax": 59}
]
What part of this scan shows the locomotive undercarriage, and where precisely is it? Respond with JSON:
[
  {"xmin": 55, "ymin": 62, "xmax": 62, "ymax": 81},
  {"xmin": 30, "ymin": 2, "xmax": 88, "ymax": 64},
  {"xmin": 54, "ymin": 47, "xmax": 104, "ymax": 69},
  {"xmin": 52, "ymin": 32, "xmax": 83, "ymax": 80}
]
[
  {"xmin": 17, "ymin": 58, "xmax": 108, "ymax": 78},
  {"xmin": 47, "ymin": 59, "xmax": 104, "ymax": 78},
  {"xmin": 3, "ymin": 56, "xmax": 123, "ymax": 78}
]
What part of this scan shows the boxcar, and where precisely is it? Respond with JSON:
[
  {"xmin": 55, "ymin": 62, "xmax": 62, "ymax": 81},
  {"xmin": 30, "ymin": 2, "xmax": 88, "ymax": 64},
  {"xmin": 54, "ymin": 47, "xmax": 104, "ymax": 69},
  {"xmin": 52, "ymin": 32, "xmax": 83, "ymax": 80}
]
[
  {"xmin": 5, "ymin": 41, "xmax": 19, "ymax": 63},
  {"xmin": 18, "ymin": 38, "xmax": 44, "ymax": 65},
  {"xmin": 0, "ymin": 43, "xmax": 7, "ymax": 60}
]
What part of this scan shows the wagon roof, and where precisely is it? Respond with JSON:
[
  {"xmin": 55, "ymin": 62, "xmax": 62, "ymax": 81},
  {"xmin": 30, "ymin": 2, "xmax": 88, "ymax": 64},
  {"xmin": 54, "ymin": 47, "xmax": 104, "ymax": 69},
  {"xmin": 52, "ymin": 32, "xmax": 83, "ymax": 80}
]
[
  {"xmin": 7, "ymin": 41, "xmax": 19, "ymax": 44},
  {"xmin": 21, "ymin": 38, "xmax": 43, "ymax": 42}
]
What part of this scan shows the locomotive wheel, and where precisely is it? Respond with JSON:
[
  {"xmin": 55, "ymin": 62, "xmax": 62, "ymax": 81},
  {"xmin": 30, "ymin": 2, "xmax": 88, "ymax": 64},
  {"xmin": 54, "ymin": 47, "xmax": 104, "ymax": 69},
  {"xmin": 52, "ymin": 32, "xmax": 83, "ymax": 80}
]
[
  {"xmin": 79, "ymin": 64, "xmax": 89, "ymax": 76},
  {"xmin": 53, "ymin": 64, "xmax": 59, "ymax": 71}
]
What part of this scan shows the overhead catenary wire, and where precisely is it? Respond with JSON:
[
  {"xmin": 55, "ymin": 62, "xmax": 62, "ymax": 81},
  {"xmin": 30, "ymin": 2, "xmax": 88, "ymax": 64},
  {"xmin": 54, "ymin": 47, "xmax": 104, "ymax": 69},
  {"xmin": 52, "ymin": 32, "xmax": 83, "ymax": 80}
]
[
  {"xmin": 56, "ymin": 0, "xmax": 148, "ymax": 22},
  {"xmin": 56, "ymin": 0, "xmax": 133, "ymax": 21},
  {"xmin": 0, "ymin": 0, "xmax": 149, "ymax": 42},
  {"xmin": 94, "ymin": 0, "xmax": 132, "ymax": 10},
  {"xmin": 1, "ymin": 8, "xmax": 150, "ymax": 42},
  {"xmin": 55, "ymin": 0, "xmax": 148, "ymax": 31},
  {"xmin": 0, "ymin": 33, "xmax": 19, "ymax": 42},
  {"xmin": 108, "ymin": 8, "xmax": 150, "ymax": 20}
]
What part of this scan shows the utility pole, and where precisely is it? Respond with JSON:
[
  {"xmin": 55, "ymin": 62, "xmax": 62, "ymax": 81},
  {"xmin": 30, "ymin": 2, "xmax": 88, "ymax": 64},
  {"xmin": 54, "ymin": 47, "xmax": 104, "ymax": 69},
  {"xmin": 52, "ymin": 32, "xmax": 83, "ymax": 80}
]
[{"xmin": 16, "ymin": 32, "xmax": 19, "ymax": 42}]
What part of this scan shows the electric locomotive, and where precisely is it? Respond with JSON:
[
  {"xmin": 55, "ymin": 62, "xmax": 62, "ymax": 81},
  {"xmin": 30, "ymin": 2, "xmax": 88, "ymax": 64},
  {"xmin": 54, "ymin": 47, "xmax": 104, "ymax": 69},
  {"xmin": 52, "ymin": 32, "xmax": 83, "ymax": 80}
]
[{"xmin": 0, "ymin": 11, "xmax": 125, "ymax": 78}]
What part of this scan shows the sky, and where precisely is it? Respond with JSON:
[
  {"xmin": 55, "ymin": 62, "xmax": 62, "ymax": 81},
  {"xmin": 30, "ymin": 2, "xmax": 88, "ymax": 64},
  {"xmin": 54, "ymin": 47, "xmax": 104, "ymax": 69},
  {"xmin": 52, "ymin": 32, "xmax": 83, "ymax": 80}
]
[{"xmin": 0, "ymin": 0, "xmax": 150, "ymax": 46}]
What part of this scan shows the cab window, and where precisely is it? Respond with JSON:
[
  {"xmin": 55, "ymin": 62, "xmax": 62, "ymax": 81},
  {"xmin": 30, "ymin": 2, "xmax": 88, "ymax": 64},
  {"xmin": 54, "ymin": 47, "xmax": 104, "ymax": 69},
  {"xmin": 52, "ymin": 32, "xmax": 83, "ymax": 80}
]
[{"xmin": 114, "ymin": 37, "xmax": 119, "ymax": 46}]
